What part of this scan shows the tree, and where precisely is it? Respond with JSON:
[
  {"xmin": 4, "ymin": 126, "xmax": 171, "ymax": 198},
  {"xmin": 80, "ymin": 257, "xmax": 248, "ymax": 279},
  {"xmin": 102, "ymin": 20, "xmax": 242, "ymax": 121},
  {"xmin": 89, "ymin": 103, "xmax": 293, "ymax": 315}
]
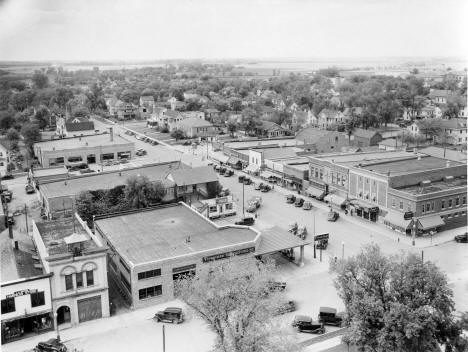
[
  {"xmin": 86, "ymin": 83, "xmax": 106, "ymax": 111},
  {"xmin": 332, "ymin": 244, "xmax": 463, "ymax": 352},
  {"xmin": 34, "ymin": 105, "xmax": 50, "ymax": 129},
  {"xmin": 75, "ymin": 191, "xmax": 107, "ymax": 225},
  {"xmin": 226, "ymin": 121, "xmax": 237, "ymax": 137},
  {"xmin": 175, "ymin": 258, "xmax": 299, "ymax": 352},
  {"xmin": 32, "ymin": 71, "xmax": 49, "ymax": 89},
  {"xmin": 72, "ymin": 105, "xmax": 90, "ymax": 118},
  {"xmin": 171, "ymin": 129, "xmax": 185, "ymax": 141},
  {"xmin": 0, "ymin": 111, "xmax": 15, "ymax": 131},
  {"xmin": 52, "ymin": 87, "xmax": 74, "ymax": 108},
  {"xmin": 120, "ymin": 89, "xmax": 139, "ymax": 104},
  {"xmin": 6, "ymin": 162, "xmax": 15, "ymax": 173},
  {"xmin": 21, "ymin": 123, "xmax": 41, "ymax": 154},
  {"xmin": 124, "ymin": 175, "xmax": 164, "ymax": 209},
  {"xmin": 6, "ymin": 128, "xmax": 20, "ymax": 142}
]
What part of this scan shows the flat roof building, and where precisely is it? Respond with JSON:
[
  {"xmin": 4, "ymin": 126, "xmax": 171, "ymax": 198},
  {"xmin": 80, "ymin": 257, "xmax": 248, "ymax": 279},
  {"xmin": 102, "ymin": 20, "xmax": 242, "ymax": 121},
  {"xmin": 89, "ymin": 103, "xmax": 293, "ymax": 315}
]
[
  {"xmin": 33, "ymin": 130, "xmax": 135, "ymax": 168},
  {"xmin": 94, "ymin": 203, "xmax": 309, "ymax": 308}
]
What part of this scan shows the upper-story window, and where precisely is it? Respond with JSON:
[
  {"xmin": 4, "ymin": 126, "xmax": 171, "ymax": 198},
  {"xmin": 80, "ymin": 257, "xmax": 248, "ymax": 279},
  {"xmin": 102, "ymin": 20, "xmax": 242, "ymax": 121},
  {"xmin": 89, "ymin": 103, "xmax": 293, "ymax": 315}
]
[
  {"xmin": 65, "ymin": 274, "xmax": 74, "ymax": 291},
  {"xmin": 448, "ymin": 199, "xmax": 453, "ymax": 208},
  {"xmin": 86, "ymin": 270, "xmax": 94, "ymax": 286},
  {"xmin": 31, "ymin": 291, "xmax": 45, "ymax": 307},
  {"xmin": 1, "ymin": 298, "xmax": 15, "ymax": 314}
]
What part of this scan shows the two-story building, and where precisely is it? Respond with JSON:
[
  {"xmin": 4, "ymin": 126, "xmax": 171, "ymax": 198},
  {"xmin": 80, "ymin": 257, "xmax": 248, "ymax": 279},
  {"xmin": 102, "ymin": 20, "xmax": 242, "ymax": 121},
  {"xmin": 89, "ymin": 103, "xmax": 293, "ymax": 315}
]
[
  {"xmin": 56, "ymin": 116, "xmax": 97, "ymax": 138},
  {"xmin": 173, "ymin": 117, "xmax": 218, "ymax": 140},
  {"xmin": 317, "ymin": 109, "xmax": 349, "ymax": 129},
  {"xmin": 31, "ymin": 214, "xmax": 110, "ymax": 327}
]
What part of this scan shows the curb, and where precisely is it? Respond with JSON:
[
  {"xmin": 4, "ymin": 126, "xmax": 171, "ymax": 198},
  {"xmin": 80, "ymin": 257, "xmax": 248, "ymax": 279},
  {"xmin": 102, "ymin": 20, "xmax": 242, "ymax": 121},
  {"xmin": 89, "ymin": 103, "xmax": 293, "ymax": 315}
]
[{"xmin": 299, "ymin": 327, "xmax": 348, "ymax": 347}]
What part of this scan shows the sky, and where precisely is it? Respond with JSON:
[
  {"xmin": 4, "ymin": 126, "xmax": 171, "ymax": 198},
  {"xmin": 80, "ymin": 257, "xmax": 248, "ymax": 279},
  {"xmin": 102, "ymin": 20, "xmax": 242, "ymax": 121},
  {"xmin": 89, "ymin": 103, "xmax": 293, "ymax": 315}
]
[{"xmin": 0, "ymin": 0, "xmax": 466, "ymax": 61}]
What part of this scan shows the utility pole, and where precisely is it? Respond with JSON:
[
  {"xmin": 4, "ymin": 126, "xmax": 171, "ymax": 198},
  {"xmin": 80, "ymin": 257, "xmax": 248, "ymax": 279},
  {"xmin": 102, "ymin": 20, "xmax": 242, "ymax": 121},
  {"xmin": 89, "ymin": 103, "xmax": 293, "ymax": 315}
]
[
  {"xmin": 313, "ymin": 210, "xmax": 316, "ymax": 259},
  {"xmin": 162, "ymin": 324, "xmax": 166, "ymax": 352},
  {"xmin": 242, "ymin": 181, "xmax": 245, "ymax": 216},
  {"xmin": 24, "ymin": 204, "xmax": 28, "ymax": 234}
]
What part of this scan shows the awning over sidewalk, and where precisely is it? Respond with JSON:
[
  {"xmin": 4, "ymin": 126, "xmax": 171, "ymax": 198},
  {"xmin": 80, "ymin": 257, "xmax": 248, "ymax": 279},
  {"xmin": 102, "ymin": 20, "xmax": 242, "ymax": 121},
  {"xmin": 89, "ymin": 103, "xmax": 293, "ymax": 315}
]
[
  {"xmin": 227, "ymin": 156, "xmax": 242, "ymax": 166},
  {"xmin": 417, "ymin": 215, "xmax": 445, "ymax": 230},
  {"xmin": 244, "ymin": 163, "xmax": 260, "ymax": 173},
  {"xmin": 261, "ymin": 170, "xmax": 280, "ymax": 179},
  {"xmin": 384, "ymin": 212, "xmax": 412, "ymax": 231},
  {"xmin": 305, "ymin": 186, "xmax": 325, "ymax": 199},
  {"xmin": 255, "ymin": 226, "xmax": 311, "ymax": 256},
  {"xmin": 324, "ymin": 194, "xmax": 347, "ymax": 206},
  {"xmin": 211, "ymin": 152, "xmax": 229, "ymax": 164}
]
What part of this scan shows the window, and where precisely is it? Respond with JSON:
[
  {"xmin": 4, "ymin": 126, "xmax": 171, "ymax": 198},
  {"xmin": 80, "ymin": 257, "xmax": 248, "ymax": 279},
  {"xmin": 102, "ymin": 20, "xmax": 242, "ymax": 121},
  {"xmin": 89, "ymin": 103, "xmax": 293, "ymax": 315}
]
[
  {"xmin": 139, "ymin": 285, "xmax": 162, "ymax": 300},
  {"xmin": 463, "ymin": 196, "xmax": 466, "ymax": 205},
  {"xmin": 421, "ymin": 205, "xmax": 425, "ymax": 214},
  {"xmin": 441, "ymin": 200, "xmax": 445, "ymax": 209},
  {"xmin": 462, "ymin": 211, "xmax": 466, "ymax": 216},
  {"xmin": 1, "ymin": 298, "xmax": 15, "ymax": 314},
  {"xmin": 407, "ymin": 203, "xmax": 411, "ymax": 211},
  {"xmin": 456, "ymin": 197, "xmax": 460, "ymax": 206},
  {"xmin": 120, "ymin": 273, "xmax": 131, "ymax": 292},
  {"xmin": 225, "ymin": 203, "xmax": 233, "ymax": 210},
  {"xmin": 426, "ymin": 203, "xmax": 430, "ymax": 212},
  {"xmin": 31, "ymin": 291, "xmax": 45, "ymax": 307},
  {"xmin": 392, "ymin": 198, "xmax": 396, "ymax": 208},
  {"xmin": 65, "ymin": 274, "xmax": 74, "ymax": 291},
  {"xmin": 138, "ymin": 269, "xmax": 161, "ymax": 280},
  {"xmin": 119, "ymin": 258, "xmax": 130, "ymax": 273},
  {"xmin": 76, "ymin": 272, "xmax": 84, "ymax": 288},
  {"xmin": 399, "ymin": 201, "xmax": 404, "ymax": 210},
  {"xmin": 448, "ymin": 199, "xmax": 453, "ymax": 208},
  {"xmin": 86, "ymin": 270, "xmax": 94, "ymax": 286},
  {"xmin": 454, "ymin": 212, "xmax": 459, "ymax": 217}
]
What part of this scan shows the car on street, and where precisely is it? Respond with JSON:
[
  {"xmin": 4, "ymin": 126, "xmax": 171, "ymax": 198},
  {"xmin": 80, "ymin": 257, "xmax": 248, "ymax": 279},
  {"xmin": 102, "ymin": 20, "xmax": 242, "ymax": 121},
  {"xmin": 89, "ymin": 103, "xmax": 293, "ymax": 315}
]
[
  {"xmin": 219, "ymin": 167, "xmax": 227, "ymax": 175},
  {"xmin": 33, "ymin": 338, "xmax": 67, "ymax": 352},
  {"xmin": 219, "ymin": 188, "xmax": 230, "ymax": 197},
  {"xmin": 136, "ymin": 149, "xmax": 147, "ymax": 156},
  {"xmin": 254, "ymin": 182, "xmax": 263, "ymax": 190},
  {"xmin": 1, "ymin": 173, "xmax": 14, "ymax": 180},
  {"xmin": 25, "ymin": 184, "xmax": 35, "ymax": 194},
  {"xmin": 243, "ymin": 177, "xmax": 252, "ymax": 185},
  {"xmin": 327, "ymin": 211, "xmax": 339, "ymax": 222},
  {"xmin": 275, "ymin": 300, "xmax": 297, "ymax": 315},
  {"xmin": 294, "ymin": 198, "xmax": 304, "ymax": 207},
  {"xmin": 135, "ymin": 135, "xmax": 144, "ymax": 140},
  {"xmin": 303, "ymin": 201, "xmax": 312, "ymax": 210},
  {"xmin": 286, "ymin": 194, "xmax": 296, "ymax": 203},
  {"xmin": 318, "ymin": 307, "xmax": 344, "ymax": 327},
  {"xmin": 153, "ymin": 307, "xmax": 184, "ymax": 324},
  {"xmin": 260, "ymin": 184, "xmax": 271, "ymax": 192},
  {"xmin": 235, "ymin": 216, "xmax": 255, "ymax": 226},
  {"xmin": 292, "ymin": 315, "xmax": 325, "ymax": 334},
  {"xmin": 238, "ymin": 175, "xmax": 245, "ymax": 183},
  {"xmin": 150, "ymin": 140, "xmax": 159, "ymax": 145},
  {"xmin": 454, "ymin": 233, "xmax": 468, "ymax": 243},
  {"xmin": 224, "ymin": 169, "xmax": 234, "ymax": 177}
]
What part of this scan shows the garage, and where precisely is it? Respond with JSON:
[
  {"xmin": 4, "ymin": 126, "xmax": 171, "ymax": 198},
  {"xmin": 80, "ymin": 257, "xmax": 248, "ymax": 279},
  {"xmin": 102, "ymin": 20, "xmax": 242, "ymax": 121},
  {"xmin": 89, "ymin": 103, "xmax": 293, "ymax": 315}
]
[{"xmin": 77, "ymin": 295, "xmax": 102, "ymax": 323}]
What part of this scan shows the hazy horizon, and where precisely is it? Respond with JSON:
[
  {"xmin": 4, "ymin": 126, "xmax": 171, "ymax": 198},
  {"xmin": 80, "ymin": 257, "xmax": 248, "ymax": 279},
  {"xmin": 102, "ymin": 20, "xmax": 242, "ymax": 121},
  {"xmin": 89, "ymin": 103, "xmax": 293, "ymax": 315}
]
[{"xmin": 0, "ymin": 0, "xmax": 467, "ymax": 62}]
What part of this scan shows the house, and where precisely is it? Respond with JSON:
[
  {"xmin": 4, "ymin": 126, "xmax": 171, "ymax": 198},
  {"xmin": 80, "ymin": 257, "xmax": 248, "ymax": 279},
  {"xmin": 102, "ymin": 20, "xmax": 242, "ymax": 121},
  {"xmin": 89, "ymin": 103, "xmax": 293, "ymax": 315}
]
[
  {"xmin": 378, "ymin": 138, "xmax": 407, "ymax": 151},
  {"xmin": 351, "ymin": 128, "xmax": 383, "ymax": 147},
  {"xmin": 109, "ymin": 100, "xmax": 138, "ymax": 120},
  {"xmin": 292, "ymin": 111, "xmax": 309, "ymax": 129},
  {"xmin": 295, "ymin": 127, "xmax": 350, "ymax": 153},
  {"xmin": 168, "ymin": 97, "xmax": 177, "ymax": 110},
  {"xmin": 167, "ymin": 166, "xmax": 219, "ymax": 200},
  {"xmin": 204, "ymin": 108, "xmax": 220, "ymax": 121},
  {"xmin": 428, "ymin": 89, "xmax": 453, "ymax": 105},
  {"xmin": 139, "ymin": 96, "xmax": 155, "ymax": 119},
  {"xmin": 153, "ymin": 110, "xmax": 186, "ymax": 131},
  {"xmin": 106, "ymin": 97, "xmax": 120, "ymax": 116},
  {"xmin": 31, "ymin": 214, "xmax": 110, "ymax": 327},
  {"xmin": 317, "ymin": 109, "xmax": 349, "ymax": 129},
  {"xmin": 56, "ymin": 116, "xmax": 96, "ymax": 138},
  {"xmin": 173, "ymin": 118, "xmax": 218, "ymax": 139},
  {"xmin": 255, "ymin": 120, "xmax": 287, "ymax": 138},
  {"xmin": 408, "ymin": 118, "xmax": 467, "ymax": 145},
  {"xmin": 459, "ymin": 105, "xmax": 467, "ymax": 118}
]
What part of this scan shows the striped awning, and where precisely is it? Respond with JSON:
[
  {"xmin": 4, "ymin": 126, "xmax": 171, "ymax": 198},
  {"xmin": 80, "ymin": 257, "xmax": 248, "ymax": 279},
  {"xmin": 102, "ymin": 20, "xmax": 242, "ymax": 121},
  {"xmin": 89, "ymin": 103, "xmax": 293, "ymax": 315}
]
[
  {"xmin": 384, "ymin": 212, "xmax": 412, "ymax": 230},
  {"xmin": 227, "ymin": 156, "xmax": 242, "ymax": 165},
  {"xmin": 256, "ymin": 226, "xmax": 311, "ymax": 256},
  {"xmin": 244, "ymin": 164, "xmax": 260, "ymax": 173},
  {"xmin": 417, "ymin": 215, "xmax": 445, "ymax": 230},
  {"xmin": 324, "ymin": 194, "xmax": 347, "ymax": 206},
  {"xmin": 211, "ymin": 153, "xmax": 229, "ymax": 164},
  {"xmin": 306, "ymin": 186, "xmax": 325, "ymax": 198}
]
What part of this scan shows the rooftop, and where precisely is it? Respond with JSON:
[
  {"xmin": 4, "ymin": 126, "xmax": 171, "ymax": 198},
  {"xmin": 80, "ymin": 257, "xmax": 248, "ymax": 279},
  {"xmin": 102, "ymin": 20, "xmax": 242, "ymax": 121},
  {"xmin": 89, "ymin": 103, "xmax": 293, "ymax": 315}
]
[
  {"xmin": 35, "ymin": 133, "xmax": 132, "ymax": 152},
  {"xmin": 419, "ymin": 146, "xmax": 467, "ymax": 163},
  {"xmin": 224, "ymin": 138, "xmax": 302, "ymax": 150},
  {"xmin": 168, "ymin": 165, "xmax": 218, "ymax": 185},
  {"xmin": 353, "ymin": 128, "xmax": 381, "ymax": 139},
  {"xmin": 394, "ymin": 176, "xmax": 467, "ymax": 195},
  {"xmin": 40, "ymin": 161, "xmax": 185, "ymax": 199},
  {"xmin": 35, "ymin": 217, "xmax": 98, "ymax": 256},
  {"xmin": 175, "ymin": 117, "xmax": 213, "ymax": 128},
  {"xmin": 32, "ymin": 166, "xmax": 69, "ymax": 178},
  {"xmin": 254, "ymin": 147, "xmax": 301, "ymax": 160},
  {"xmin": 308, "ymin": 150, "xmax": 412, "ymax": 164},
  {"xmin": 359, "ymin": 156, "xmax": 463, "ymax": 176},
  {"xmin": 95, "ymin": 204, "xmax": 258, "ymax": 265},
  {"xmin": 296, "ymin": 128, "xmax": 345, "ymax": 143}
]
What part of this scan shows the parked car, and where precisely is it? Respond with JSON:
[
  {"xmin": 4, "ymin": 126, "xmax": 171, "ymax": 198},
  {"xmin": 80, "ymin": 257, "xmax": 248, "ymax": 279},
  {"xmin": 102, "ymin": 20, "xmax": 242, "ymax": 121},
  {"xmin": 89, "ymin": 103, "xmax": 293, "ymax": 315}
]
[
  {"xmin": 243, "ymin": 177, "xmax": 252, "ymax": 185},
  {"xmin": 1, "ymin": 173, "xmax": 14, "ymax": 180},
  {"xmin": 25, "ymin": 184, "xmax": 35, "ymax": 194},
  {"xmin": 224, "ymin": 169, "xmax": 234, "ymax": 177},
  {"xmin": 286, "ymin": 194, "xmax": 296, "ymax": 203},
  {"xmin": 318, "ymin": 307, "xmax": 344, "ymax": 327},
  {"xmin": 219, "ymin": 188, "xmax": 230, "ymax": 197},
  {"xmin": 260, "ymin": 184, "xmax": 271, "ymax": 192},
  {"xmin": 33, "ymin": 338, "xmax": 67, "ymax": 352},
  {"xmin": 316, "ymin": 239, "xmax": 328, "ymax": 250},
  {"xmin": 246, "ymin": 203, "xmax": 257, "ymax": 213},
  {"xmin": 153, "ymin": 307, "xmax": 184, "ymax": 324},
  {"xmin": 235, "ymin": 216, "xmax": 255, "ymax": 226},
  {"xmin": 79, "ymin": 168, "xmax": 95, "ymax": 174},
  {"xmin": 454, "ymin": 232, "xmax": 468, "ymax": 243},
  {"xmin": 1, "ymin": 190, "xmax": 13, "ymax": 202},
  {"xmin": 219, "ymin": 167, "xmax": 227, "ymax": 175},
  {"xmin": 292, "ymin": 315, "xmax": 325, "ymax": 334},
  {"xmin": 268, "ymin": 281, "xmax": 286, "ymax": 291},
  {"xmin": 135, "ymin": 135, "xmax": 144, "ymax": 140},
  {"xmin": 294, "ymin": 198, "xmax": 304, "ymax": 207},
  {"xmin": 254, "ymin": 182, "xmax": 263, "ymax": 190},
  {"xmin": 303, "ymin": 201, "xmax": 312, "ymax": 210},
  {"xmin": 151, "ymin": 140, "xmax": 159, "ymax": 145},
  {"xmin": 214, "ymin": 165, "xmax": 221, "ymax": 172},
  {"xmin": 238, "ymin": 175, "xmax": 245, "ymax": 183},
  {"xmin": 327, "ymin": 211, "xmax": 339, "ymax": 222},
  {"xmin": 276, "ymin": 300, "xmax": 297, "ymax": 315},
  {"xmin": 136, "ymin": 149, "xmax": 147, "ymax": 156}
]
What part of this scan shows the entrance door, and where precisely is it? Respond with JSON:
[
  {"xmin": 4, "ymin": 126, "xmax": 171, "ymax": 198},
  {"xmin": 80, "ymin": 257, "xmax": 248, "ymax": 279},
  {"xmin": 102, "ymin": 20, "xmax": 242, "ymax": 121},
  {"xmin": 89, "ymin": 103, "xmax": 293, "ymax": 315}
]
[
  {"xmin": 87, "ymin": 154, "xmax": 96, "ymax": 164},
  {"xmin": 56, "ymin": 306, "xmax": 71, "ymax": 325},
  {"xmin": 77, "ymin": 296, "xmax": 102, "ymax": 323}
]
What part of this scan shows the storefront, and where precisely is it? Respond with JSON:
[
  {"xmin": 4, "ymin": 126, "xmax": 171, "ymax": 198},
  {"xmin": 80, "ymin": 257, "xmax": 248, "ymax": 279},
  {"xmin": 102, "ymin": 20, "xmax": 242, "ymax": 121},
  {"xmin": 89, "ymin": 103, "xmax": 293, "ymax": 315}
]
[
  {"xmin": 416, "ymin": 215, "xmax": 445, "ymax": 234},
  {"xmin": 1, "ymin": 275, "xmax": 54, "ymax": 344},
  {"xmin": 324, "ymin": 194, "xmax": 348, "ymax": 210},
  {"xmin": 350, "ymin": 201, "xmax": 379, "ymax": 222},
  {"xmin": 383, "ymin": 211, "xmax": 413, "ymax": 234},
  {"xmin": 244, "ymin": 163, "xmax": 260, "ymax": 175},
  {"xmin": 305, "ymin": 181, "xmax": 327, "ymax": 200},
  {"xmin": 199, "ymin": 196, "xmax": 237, "ymax": 219}
]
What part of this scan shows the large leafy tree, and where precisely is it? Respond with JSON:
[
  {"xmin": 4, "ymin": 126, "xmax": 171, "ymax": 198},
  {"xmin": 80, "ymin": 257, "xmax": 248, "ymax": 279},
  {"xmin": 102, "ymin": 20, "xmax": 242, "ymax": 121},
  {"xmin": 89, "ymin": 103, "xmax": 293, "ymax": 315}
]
[
  {"xmin": 32, "ymin": 71, "xmax": 49, "ymax": 89},
  {"xmin": 124, "ymin": 175, "xmax": 165, "ymax": 208},
  {"xmin": 332, "ymin": 244, "xmax": 464, "ymax": 352},
  {"xmin": 175, "ymin": 258, "xmax": 299, "ymax": 352},
  {"xmin": 21, "ymin": 123, "xmax": 41, "ymax": 154}
]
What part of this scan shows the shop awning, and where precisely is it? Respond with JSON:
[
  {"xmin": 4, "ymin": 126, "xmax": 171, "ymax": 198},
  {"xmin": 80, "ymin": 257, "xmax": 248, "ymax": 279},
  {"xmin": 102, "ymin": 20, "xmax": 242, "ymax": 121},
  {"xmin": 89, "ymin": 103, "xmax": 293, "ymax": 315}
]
[
  {"xmin": 306, "ymin": 186, "xmax": 325, "ymax": 198},
  {"xmin": 261, "ymin": 170, "xmax": 280, "ymax": 179},
  {"xmin": 244, "ymin": 164, "xmax": 260, "ymax": 173},
  {"xmin": 255, "ymin": 226, "xmax": 312, "ymax": 256},
  {"xmin": 417, "ymin": 215, "xmax": 445, "ymax": 230},
  {"xmin": 211, "ymin": 153, "xmax": 229, "ymax": 164},
  {"xmin": 384, "ymin": 212, "xmax": 412, "ymax": 230},
  {"xmin": 324, "ymin": 194, "xmax": 347, "ymax": 206},
  {"xmin": 227, "ymin": 156, "xmax": 242, "ymax": 166}
]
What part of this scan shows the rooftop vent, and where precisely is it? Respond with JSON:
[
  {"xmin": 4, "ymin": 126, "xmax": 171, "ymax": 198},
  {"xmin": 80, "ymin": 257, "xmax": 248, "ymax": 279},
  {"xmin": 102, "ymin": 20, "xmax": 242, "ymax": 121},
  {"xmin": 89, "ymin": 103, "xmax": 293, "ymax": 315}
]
[
  {"xmin": 444, "ymin": 175, "xmax": 454, "ymax": 181},
  {"xmin": 420, "ymin": 180, "xmax": 431, "ymax": 187}
]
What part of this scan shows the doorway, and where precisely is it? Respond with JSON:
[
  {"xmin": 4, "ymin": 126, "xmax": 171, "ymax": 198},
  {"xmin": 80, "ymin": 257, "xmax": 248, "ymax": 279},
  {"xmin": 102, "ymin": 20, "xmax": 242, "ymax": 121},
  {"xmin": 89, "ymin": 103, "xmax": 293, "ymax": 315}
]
[{"xmin": 56, "ymin": 306, "xmax": 71, "ymax": 325}]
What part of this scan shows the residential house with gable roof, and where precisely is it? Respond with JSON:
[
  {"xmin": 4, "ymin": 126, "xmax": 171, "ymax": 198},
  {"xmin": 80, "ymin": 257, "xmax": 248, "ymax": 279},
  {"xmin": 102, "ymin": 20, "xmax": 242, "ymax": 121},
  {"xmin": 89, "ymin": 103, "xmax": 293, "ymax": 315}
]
[
  {"xmin": 317, "ymin": 109, "xmax": 349, "ymax": 129},
  {"xmin": 56, "ymin": 116, "xmax": 96, "ymax": 138}
]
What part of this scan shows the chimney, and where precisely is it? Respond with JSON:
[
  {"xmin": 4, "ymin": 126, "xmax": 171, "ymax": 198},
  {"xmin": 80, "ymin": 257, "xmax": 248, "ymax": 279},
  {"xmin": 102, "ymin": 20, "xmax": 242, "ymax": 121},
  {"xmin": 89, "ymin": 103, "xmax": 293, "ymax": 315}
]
[
  {"xmin": 109, "ymin": 127, "xmax": 114, "ymax": 142},
  {"xmin": 446, "ymin": 160, "xmax": 450, "ymax": 168}
]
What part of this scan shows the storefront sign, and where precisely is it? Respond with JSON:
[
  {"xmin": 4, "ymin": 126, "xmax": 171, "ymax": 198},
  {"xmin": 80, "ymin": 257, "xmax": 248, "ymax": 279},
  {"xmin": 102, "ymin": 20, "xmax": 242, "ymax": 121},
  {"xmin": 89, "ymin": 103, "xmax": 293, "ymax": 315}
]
[
  {"xmin": 404, "ymin": 211, "xmax": 414, "ymax": 220},
  {"xmin": 172, "ymin": 264, "xmax": 196, "ymax": 274},
  {"xmin": 216, "ymin": 197, "xmax": 229, "ymax": 204},
  {"xmin": 202, "ymin": 247, "xmax": 255, "ymax": 263},
  {"xmin": 6, "ymin": 289, "xmax": 38, "ymax": 298},
  {"xmin": 314, "ymin": 233, "xmax": 329, "ymax": 241}
]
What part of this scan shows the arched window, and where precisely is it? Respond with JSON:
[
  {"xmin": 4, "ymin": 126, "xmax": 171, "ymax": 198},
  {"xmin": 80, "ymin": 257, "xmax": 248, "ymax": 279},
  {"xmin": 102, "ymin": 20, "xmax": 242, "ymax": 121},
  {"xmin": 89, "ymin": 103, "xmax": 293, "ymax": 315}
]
[{"xmin": 60, "ymin": 266, "xmax": 77, "ymax": 276}]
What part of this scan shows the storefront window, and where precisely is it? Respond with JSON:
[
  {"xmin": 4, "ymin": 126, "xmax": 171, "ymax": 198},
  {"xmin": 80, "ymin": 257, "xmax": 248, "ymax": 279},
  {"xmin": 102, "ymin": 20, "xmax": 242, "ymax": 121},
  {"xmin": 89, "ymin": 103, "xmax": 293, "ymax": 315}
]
[
  {"xmin": 1, "ymin": 297, "xmax": 15, "ymax": 314},
  {"xmin": 399, "ymin": 201, "xmax": 404, "ymax": 210},
  {"xmin": 31, "ymin": 292, "xmax": 45, "ymax": 307},
  {"xmin": 139, "ymin": 285, "xmax": 162, "ymax": 300},
  {"xmin": 225, "ymin": 203, "xmax": 233, "ymax": 210}
]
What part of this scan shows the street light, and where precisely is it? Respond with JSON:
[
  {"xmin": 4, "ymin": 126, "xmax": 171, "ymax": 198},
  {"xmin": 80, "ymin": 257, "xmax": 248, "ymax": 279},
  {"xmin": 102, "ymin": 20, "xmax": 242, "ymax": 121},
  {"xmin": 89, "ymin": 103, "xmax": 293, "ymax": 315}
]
[
  {"xmin": 341, "ymin": 242, "xmax": 345, "ymax": 260},
  {"xmin": 54, "ymin": 312, "xmax": 60, "ymax": 341},
  {"xmin": 412, "ymin": 221, "xmax": 416, "ymax": 246}
]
